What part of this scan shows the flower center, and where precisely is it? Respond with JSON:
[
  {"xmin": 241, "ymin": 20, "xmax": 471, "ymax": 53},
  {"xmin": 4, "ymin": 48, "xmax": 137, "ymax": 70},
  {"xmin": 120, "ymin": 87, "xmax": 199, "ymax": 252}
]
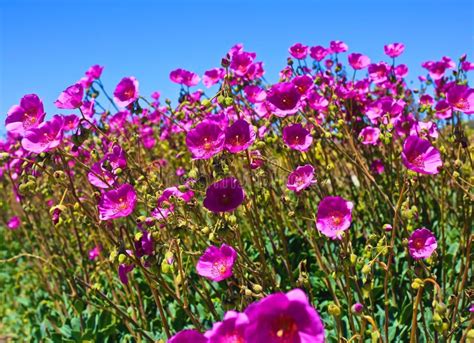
[
  {"xmin": 413, "ymin": 238, "xmax": 424, "ymax": 249},
  {"xmin": 272, "ymin": 315, "xmax": 298, "ymax": 342}
]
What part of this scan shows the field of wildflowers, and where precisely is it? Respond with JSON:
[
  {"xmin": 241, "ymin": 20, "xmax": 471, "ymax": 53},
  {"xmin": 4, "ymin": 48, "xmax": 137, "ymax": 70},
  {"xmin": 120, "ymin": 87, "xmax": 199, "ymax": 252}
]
[{"xmin": 0, "ymin": 41, "xmax": 473, "ymax": 342}]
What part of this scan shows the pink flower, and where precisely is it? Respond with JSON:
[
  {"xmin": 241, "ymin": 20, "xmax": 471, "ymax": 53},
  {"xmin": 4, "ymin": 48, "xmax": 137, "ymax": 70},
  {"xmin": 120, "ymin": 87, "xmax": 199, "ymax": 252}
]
[
  {"xmin": 267, "ymin": 82, "xmax": 302, "ymax": 117},
  {"xmin": 244, "ymin": 288, "xmax": 325, "ymax": 343},
  {"xmin": 5, "ymin": 94, "xmax": 45, "ymax": 136},
  {"xmin": 118, "ymin": 263, "xmax": 135, "ymax": 285},
  {"xmin": 435, "ymin": 100, "xmax": 453, "ymax": 119},
  {"xmin": 224, "ymin": 119, "xmax": 256, "ymax": 153},
  {"xmin": 289, "ymin": 43, "xmax": 309, "ymax": 59},
  {"xmin": 249, "ymin": 150, "xmax": 264, "ymax": 169},
  {"xmin": 371, "ymin": 159, "xmax": 385, "ymax": 175},
  {"xmin": 152, "ymin": 186, "xmax": 194, "ymax": 220},
  {"xmin": 401, "ymin": 135, "xmax": 443, "ymax": 175},
  {"xmin": 348, "ymin": 53, "xmax": 371, "ymax": 70},
  {"xmin": 113, "ymin": 77, "xmax": 139, "ymax": 107},
  {"xmin": 329, "ymin": 40, "xmax": 348, "ymax": 53},
  {"xmin": 230, "ymin": 51, "xmax": 256, "ymax": 76},
  {"xmin": 186, "ymin": 120, "xmax": 225, "ymax": 159},
  {"xmin": 196, "ymin": 243, "xmax": 237, "ymax": 282},
  {"xmin": 54, "ymin": 83, "xmax": 84, "ymax": 109},
  {"xmin": 369, "ymin": 62, "xmax": 390, "ymax": 84},
  {"xmin": 98, "ymin": 184, "xmax": 137, "ymax": 221},
  {"xmin": 287, "ymin": 164, "xmax": 317, "ymax": 193},
  {"xmin": 316, "ymin": 196, "xmax": 353, "ymax": 240},
  {"xmin": 358, "ymin": 127, "xmax": 380, "ymax": 145},
  {"xmin": 85, "ymin": 64, "xmax": 104, "ymax": 79},
  {"xmin": 169, "ymin": 330, "xmax": 207, "ymax": 343},
  {"xmin": 205, "ymin": 311, "xmax": 248, "ymax": 343},
  {"xmin": 21, "ymin": 115, "xmax": 64, "ymax": 154},
  {"xmin": 384, "ymin": 43, "xmax": 405, "ymax": 58},
  {"xmin": 310, "ymin": 46, "xmax": 329, "ymax": 61},
  {"xmin": 282, "ymin": 123, "xmax": 313, "ymax": 151},
  {"xmin": 170, "ymin": 68, "xmax": 201, "ymax": 87},
  {"xmin": 244, "ymin": 85, "xmax": 266, "ymax": 103},
  {"xmin": 88, "ymin": 245, "xmax": 102, "ymax": 260},
  {"xmin": 408, "ymin": 228, "xmax": 437, "ymax": 260},
  {"xmin": 446, "ymin": 83, "xmax": 474, "ymax": 114},
  {"xmin": 203, "ymin": 178, "xmax": 245, "ymax": 213},
  {"xmin": 7, "ymin": 216, "xmax": 21, "ymax": 230},
  {"xmin": 292, "ymin": 75, "xmax": 314, "ymax": 95},
  {"xmin": 203, "ymin": 68, "xmax": 225, "ymax": 88},
  {"xmin": 87, "ymin": 162, "xmax": 116, "ymax": 189}
]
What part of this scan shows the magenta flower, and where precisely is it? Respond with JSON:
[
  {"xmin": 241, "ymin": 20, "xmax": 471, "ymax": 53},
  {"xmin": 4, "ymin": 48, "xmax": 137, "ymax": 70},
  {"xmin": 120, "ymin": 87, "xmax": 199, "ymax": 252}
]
[
  {"xmin": 230, "ymin": 51, "xmax": 256, "ymax": 76},
  {"xmin": 88, "ymin": 245, "xmax": 102, "ymax": 260},
  {"xmin": 113, "ymin": 77, "xmax": 139, "ymax": 107},
  {"xmin": 316, "ymin": 196, "xmax": 353, "ymax": 240},
  {"xmin": 371, "ymin": 159, "xmax": 385, "ymax": 175},
  {"xmin": 224, "ymin": 119, "xmax": 256, "ymax": 153},
  {"xmin": 54, "ymin": 83, "xmax": 84, "ymax": 109},
  {"xmin": 118, "ymin": 263, "xmax": 135, "ymax": 285},
  {"xmin": 266, "ymin": 82, "xmax": 302, "ymax": 117},
  {"xmin": 87, "ymin": 162, "xmax": 116, "ymax": 189},
  {"xmin": 203, "ymin": 68, "xmax": 225, "ymax": 88},
  {"xmin": 98, "ymin": 184, "xmax": 137, "ymax": 221},
  {"xmin": 152, "ymin": 186, "xmax": 194, "ymax": 220},
  {"xmin": 329, "ymin": 40, "xmax": 348, "ymax": 53},
  {"xmin": 292, "ymin": 75, "xmax": 314, "ymax": 95},
  {"xmin": 309, "ymin": 46, "xmax": 329, "ymax": 61},
  {"xmin": 196, "ymin": 244, "xmax": 237, "ymax": 282},
  {"xmin": 170, "ymin": 68, "xmax": 201, "ymax": 87},
  {"xmin": 5, "ymin": 94, "xmax": 45, "ymax": 136},
  {"xmin": 21, "ymin": 115, "xmax": 64, "ymax": 154},
  {"xmin": 249, "ymin": 150, "xmax": 264, "ymax": 169},
  {"xmin": 348, "ymin": 53, "xmax": 371, "ymax": 70},
  {"xmin": 287, "ymin": 164, "xmax": 317, "ymax": 193},
  {"xmin": 244, "ymin": 288, "xmax": 325, "ymax": 343},
  {"xmin": 203, "ymin": 178, "xmax": 245, "ymax": 213},
  {"xmin": 186, "ymin": 121, "xmax": 225, "ymax": 159},
  {"xmin": 401, "ymin": 135, "xmax": 443, "ymax": 175},
  {"xmin": 7, "ymin": 216, "xmax": 21, "ymax": 230},
  {"xmin": 289, "ymin": 43, "xmax": 309, "ymax": 59},
  {"xmin": 85, "ymin": 64, "xmax": 104, "ymax": 79},
  {"xmin": 408, "ymin": 228, "xmax": 437, "ymax": 260},
  {"xmin": 446, "ymin": 84, "xmax": 474, "ymax": 114},
  {"xmin": 384, "ymin": 43, "xmax": 405, "ymax": 58},
  {"xmin": 359, "ymin": 127, "xmax": 380, "ymax": 145},
  {"xmin": 169, "ymin": 330, "xmax": 207, "ymax": 343},
  {"xmin": 282, "ymin": 123, "xmax": 313, "ymax": 151},
  {"xmin": 205, "ymin": 311, "xmax": 248, "ymax": 343}
]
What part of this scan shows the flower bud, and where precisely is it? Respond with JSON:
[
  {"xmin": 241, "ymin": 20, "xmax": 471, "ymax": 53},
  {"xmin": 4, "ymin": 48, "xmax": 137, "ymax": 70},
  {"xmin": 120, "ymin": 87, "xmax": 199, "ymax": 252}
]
[
  {"xmin": 328, "ymin": 303, "xmax": 341, "ymax": 317},
  {"xmin": 252, "ymin": 284, "xmax": 263, "ymax": 293},
  {"xmin": 351, "ymin": 302, "xmax": 364, "ymax": 315},
  {"xmin": 118, "ymin": 254, "xmax": 126, "ymax": 264}
]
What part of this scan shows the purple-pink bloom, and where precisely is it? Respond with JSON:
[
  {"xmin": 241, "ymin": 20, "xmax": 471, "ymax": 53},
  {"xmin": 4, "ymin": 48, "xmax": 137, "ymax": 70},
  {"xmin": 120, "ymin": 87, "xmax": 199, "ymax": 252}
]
[
  {"xmin": 309, "ymin": 46, "xmax": 329, "ymax": 61},
  {"xmin": 282, "ymin": 123, "xmax": 313, "ymax": 151},
  {"xmin": 5, "ymin": 94, "xmax": 45, "ymax": 136},
  {"xmin": 205, "ymin": 311, "xmax": 248, "ymax": 343},
  {"xmin": 186, "ymin": 121, "xmax": 225, "ymax": 159},
  {"xmin": 196, "ymin": 244, "xmax": 237, "ymax": 282},
  {"xmin": 88, "ymin": 162, "xmax": 116, "ymax": 189},
  {"xmin": 203, "ymin": 68, "xmax": 225, "ymax": 88},
  {"xmin": 446, "ymin": 83, "xmax": 474, "ymax": 114},
  {"xmin": 88, "ymin": 245, "xmax": 102, "ymax": 260},
  {"xmin": 401, "ymin": 135, "xmax": 443, "ymax": 175},
  {"xmin": 98, "ymin": 184, "xmax": 137, "ymax": 221},
  {"xmin": 224, "ymin": 119, "xmax": 256, "ymax": 153},
  {"xmin": 169, "ymin": 330, "xmax": 207, "ymax": 343},
  {"xmin": 203, "ymin": 178, "xmax": 245, "ymax": 213},
  {"xmin": 7, "ymin": 216, "xmax": 21, "ymax": 230},
  {"xmin": 408, "ymin": 228, "xmax": 437, "ymax": 260},
  {"xmin": 244, "ymin": 288, "xmax": 325, "ymax": 343},
  {"xmin": 85, "ymin": 64, "xmax": 104, "ymax": 79},
  {"xmin": 118, "ymin": 263, "xmax": 135, "ymax": 285},
  {"xmin": 230, "ymin": 51, "xmax": 256, "ymax": 76},
  {"xmin": 329, "ymin": 40, "xmax": 348, "ymax": 53},
  {"xmin": 289, "ymin": 43, "xmax": 309, "ymax": 59},
  {"xmin": 384, "ymin": 43, "xmax": 405, "ymax": 58},
  {"xmin": 54, "ymin": 83, "xmax": 84, "ymax": 109},
  {"xmin": 348, "ymin": 53, "xmax": 371, "ymax": 70},
  {"xmin": 21, "ymin": 115, "xmax": 64, "ymax": 154},
  {"xmin": 359, "ymin": 127, "xmax": 381, "ymax": 145},
  {"xmin": 266, "ymin": 82, "xmax": 302, "ymax": 117},
  {"xmin": 287, "ymin": 164, "xmax": 317, "ymax": 193},
  {"xmin": 170, "ymin": 68, "xmax": 201, "ymax": 87},
  {"xmin": 316, "ymin": 196, "xmax": 353, "ymax": 240},
  {"xmin": 113, "ymin": 77, "xmax": 139, "ymax": 107}
]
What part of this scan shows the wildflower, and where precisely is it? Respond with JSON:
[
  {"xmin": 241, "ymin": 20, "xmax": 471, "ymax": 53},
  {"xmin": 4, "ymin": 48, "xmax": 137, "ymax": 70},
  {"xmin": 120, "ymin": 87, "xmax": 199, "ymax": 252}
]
[
  {"xmin": 85, "ymin": 64, "xmax": 104, "ymax": 79},
  {"xmin": 249, "ymin": 150, "xmax": 264, "ymax": 169},
  {"xmin": 169, "ymin": 68, "xmax": 201, "ymax": 87},
  {"xmin": 205, "ymin": 311, "xmax": 248, "ymax": 343},
  {"xmin": 370, "ymin": 159, "xmax": 385, "ymax": 174},
  {"xmin": 359, "ymin": 127, "xmax": 380, "ymax": 145},
  {"xmin": 5, "ymin": 94, "xmax": 45, "ymax": 136},
  {"xmin": 329, "ymin": 40, "xmax": 348, "ymax": 53},
  {"xmin": 244, "ymin": 288, "xmax": 325, "ymax": 343},
  {"xmin": 316, "ymin": 196, "xmax": 353, "ymax": 240},
  {"xmin": 98, "ymin": 184, "xmax": 137, "ymax": 221},
  {"xmin": 169, "ymin": 330, "xmax": 207, "ymax": 343},
  {"xmin": 196, "ymin": 244, "xmax": 237, "ymax": 282},
  {"xmin": 87, "ymin": 162, "xmax": 116, "ymax": 189},
  {"xmin": 186, "ymin": 120, "xmax": 225, "ymax": 159},
  {"xmin": 230, "ymin": 51, "xmax": 256, "ymax": 76},
  {"xmin": 224, "ymin": 119, "xmax": 256, "ymax": 153},
  {"xmin": 282, "ymin": 123, "xmax": 312, "ymax": 151},
  {"xmin": 287, "ymin": 164, "xmax": 317, "ymax": 193},
  {"xmin": 7, "ymin": 216, "xmax": 21, "ymax": 230},
  {"xmin": 88, "ymin": 245, "xmax": 102, "ymax": 260},
  {"xmin": 292, "ymin": 75, "xmax": 314, "ymax": 95},
  {"xmin": 54, "ymin": 83, "xmax": 84, "ymax": 109},
  {"xmin": 266, "ymin": 82, "xmax": 302, "ymax": 117},
  {"xmin": 203, "ymin": 178, "xmax": 245, "ymax": 213},
  {"xmin": 401, "ymin": 135, "xmax": 443, "ymax": 175},
  {"xmin": 152, "ymin": 186, "xmax": 194, "ymax": 220},
  {"xmin": 118, "ymin": 263, "xmax": 135, "ymax": 285},
  {"xmin": 113, "ymin": 77, "xmax": 139, "ymax": 107},
  {"xmin": 384, "ymin": 43, "xmax": 405, "ymax": 58},
  {"xmin": 348, "ymin": 53, "xmax": 371, "ymax": 70},
  {"xmin": 21, "ymin": 115, "xmax": 64, "ymax": 154},
  {"xmin": 203, "ymin": 68, "xmax": 225, "ymax": 88},
  {"xmin": 289, "ymin": 43, "xmax": 309, "ymax": 59},
  {"xmin": 408, "ymin": 228, "xmax": 437, "ymax": 260},
  {"xmin": 309, "ymin": 46, "xmax": 329, "ymax": 61},
  {"xmin": 446, "ymin": 83, "xmax": 474, "ymax": 114},
  {"xmin": 351, "ymin": 303, "xmax": 364, "ymax": 314}
]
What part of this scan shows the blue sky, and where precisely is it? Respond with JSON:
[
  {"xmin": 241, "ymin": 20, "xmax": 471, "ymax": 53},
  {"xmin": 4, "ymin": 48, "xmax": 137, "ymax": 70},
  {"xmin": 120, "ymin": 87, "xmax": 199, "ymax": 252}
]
[{"xmin": 0, "ymin": 0, "xmax": 473, "ymax": 127}]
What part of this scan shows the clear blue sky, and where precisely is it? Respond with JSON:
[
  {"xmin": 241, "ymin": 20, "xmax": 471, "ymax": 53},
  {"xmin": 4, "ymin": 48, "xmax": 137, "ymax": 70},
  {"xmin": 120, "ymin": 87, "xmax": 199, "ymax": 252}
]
[{"xmin": 0, "ymin": 0, "xmax": 473, "ymax": 127}]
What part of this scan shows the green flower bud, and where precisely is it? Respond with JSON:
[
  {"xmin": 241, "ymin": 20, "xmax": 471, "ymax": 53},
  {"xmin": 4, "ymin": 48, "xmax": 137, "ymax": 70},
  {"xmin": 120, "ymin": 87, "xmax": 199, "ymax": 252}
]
[
  {"xmin": 328, "ymin": 303, "xmax": 341, "ymax": 317},
  {"xmin": 118, "ymin": 254, "xmax": 127, "ymax": 264}
]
